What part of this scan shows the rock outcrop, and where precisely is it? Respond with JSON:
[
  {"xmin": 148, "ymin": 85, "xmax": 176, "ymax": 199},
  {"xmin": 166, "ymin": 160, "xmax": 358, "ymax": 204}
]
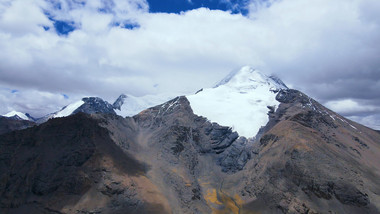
[{"xmin": 73, "ymin": 97, "xmax": 116, "ymax": 115}]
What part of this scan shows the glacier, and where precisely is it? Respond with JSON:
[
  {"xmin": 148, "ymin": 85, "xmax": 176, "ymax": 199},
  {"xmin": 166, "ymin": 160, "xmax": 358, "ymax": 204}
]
[{"xmin": 187, "ymin": 66, "xmax": 287, "ymax": 138}]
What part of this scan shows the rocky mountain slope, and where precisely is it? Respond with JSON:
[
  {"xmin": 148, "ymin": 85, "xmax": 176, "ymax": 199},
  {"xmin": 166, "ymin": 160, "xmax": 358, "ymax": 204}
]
[
  {"xmin": 0, "ymin": 116, "xmax": 36, "ymax": 135},
  {"xmin": 0, "ymin": 67, "xmax": 379, "ymax": 213},
  {"xmin": 0, "ymin": 113, "xmax": 170, "ymax": 214},
  {"xmin": 241, "ymin": 89, "xmax": 380, "ymax": 213},
  {"xmin": 35, "ymin": 97, "xmax": 116, "ymax": 124}
]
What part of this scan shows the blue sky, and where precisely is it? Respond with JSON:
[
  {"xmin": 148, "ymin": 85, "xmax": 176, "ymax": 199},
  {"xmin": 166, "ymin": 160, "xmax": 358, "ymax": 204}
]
[
  {"xmin": 0, "ymin": 0, "xmax": 380, "ymax": 129},
  {"xmin": 46, "ymin": 0, "xmax": 252, "ymax": 36},
  {"xmin": 147, "ymin": 0, "xmax": 249, "ymax": 14}
]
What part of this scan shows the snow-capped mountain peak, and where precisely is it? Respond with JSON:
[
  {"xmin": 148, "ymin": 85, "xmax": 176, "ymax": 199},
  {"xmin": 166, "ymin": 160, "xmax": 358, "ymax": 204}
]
[
  {"xmin": 215, "ymin": 66, "xmax": 287, "ymax": 91},
  {"xmin": 34, "ymin": 97, "xmax": 116, "ymax": 123},
  {"xmin": 53, "ymin": 97, "xmax": 116, "ymax": 118},
  {"xmin": 3, "ymin": 111, "xmax": 30, "ymax": 121},
  {"xmin": 187, "ymin": 66, "xmax": 287, "ymax": 138}
]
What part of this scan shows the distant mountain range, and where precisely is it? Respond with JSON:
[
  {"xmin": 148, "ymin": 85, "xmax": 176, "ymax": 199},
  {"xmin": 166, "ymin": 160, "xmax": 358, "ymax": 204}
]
[
  {"xmin": 2, "ymin": 92, "xmax": 176, "ymax": 125},
  {"xmin": 2, "ymin": 97, "xmax": 116, "ymax": 124},
  {"xmin": 1, "ymin": 66, "xmax": 379, "ymax": 213},
  {"xmin": 1, "ymin": 66, "xmax": 289, "ymax": 138}
]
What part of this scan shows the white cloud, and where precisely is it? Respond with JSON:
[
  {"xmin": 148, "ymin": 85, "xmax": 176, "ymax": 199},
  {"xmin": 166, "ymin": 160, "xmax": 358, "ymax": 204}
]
[
  {"xmin": 0, "ymin": 88, "xmax": 86, "ymax": 117},
  {"xmin": 325, "ymin": 98, "xmax": 380, "ymax": 129},
  {"xmin": 325, "ymin": 99, "xmax": 379, "ymax": 115},
  {"xmin": 0, "ymin": 0, "xmax": 379, "ymax": 129},
  {"xmin": 348, "ymin": 115, "xmax": 380, "ymax": 131},
  {"xmin": 0, "ymin": 0, "xmax": 51, "ymax": 35}
]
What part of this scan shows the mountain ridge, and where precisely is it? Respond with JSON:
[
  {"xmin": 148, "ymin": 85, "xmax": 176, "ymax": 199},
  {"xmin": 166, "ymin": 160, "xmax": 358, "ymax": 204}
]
[
  {"xmin": 0, "ymin": 67, "xmax": 380, "ymax": 213},
  {"xmin": 2, "ymin": 87, "xmax": 379, "ymax": 213},
  {"xmin": 1, "ymin": 66, "xmax": 379, "ymax": 213}
]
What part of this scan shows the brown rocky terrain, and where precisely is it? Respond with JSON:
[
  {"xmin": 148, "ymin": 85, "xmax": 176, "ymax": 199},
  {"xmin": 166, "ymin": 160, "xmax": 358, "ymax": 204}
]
[
  {"xmin": 241, "ymin": 90, "xmax": 380, "ymax": 213},
  {"xmin": 0, "ymin": 89, "xmax": 379, "ymax": 213},
  {"xmin": 0, "ymin": 116, "xmax": 36, "ymax": 135},
  {"xmin": 0, "ymin": 113, "xmax": 170, "ymax": 214}
]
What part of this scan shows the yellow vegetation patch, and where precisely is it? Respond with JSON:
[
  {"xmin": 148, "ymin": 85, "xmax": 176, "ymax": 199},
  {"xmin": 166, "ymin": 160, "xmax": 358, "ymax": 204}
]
[
  {"xmin": 219, "ymin": 193, "xmax": 239, "ymax": 214},
  {"xmin": 234, "ymin": 194, "xmax": 244, "ymax": 205},
  {"xmin": 204, "ymin": 189, "xmax": 244, "ymax": 214},
  {"xmin": 205, "ymin": 189, "xmax": 223, "ymax": 205}
]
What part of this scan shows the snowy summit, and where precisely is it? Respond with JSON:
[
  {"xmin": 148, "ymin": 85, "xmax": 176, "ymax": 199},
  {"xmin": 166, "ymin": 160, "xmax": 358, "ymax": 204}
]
[
  {"xmin": 187, "ymin": 66, "xmax": 287, "ymax": 138},
  {"xmin": 3, "ymin": 111, "xmax": 30, "ymax": 121}
]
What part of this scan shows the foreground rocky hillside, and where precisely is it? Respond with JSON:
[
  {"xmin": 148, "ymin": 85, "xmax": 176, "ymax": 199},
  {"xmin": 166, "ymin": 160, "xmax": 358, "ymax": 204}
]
[
  {"xmin": 0, "ymin": 113, "xmax": 169, "ymax": 214},
  {"xmin": 241, "ymin": 89, "xmax": 380, "ymax": 213},
  {"xmin": 1, "ymin": 88, "xmax": 379, "ymax": 214},
  {"xmin": 0, "ymin": 116, "xmax": 35, "ymax": 135}
]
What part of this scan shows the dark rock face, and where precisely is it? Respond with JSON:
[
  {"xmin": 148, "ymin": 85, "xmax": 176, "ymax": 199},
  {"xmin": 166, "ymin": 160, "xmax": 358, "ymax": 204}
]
[
  {"xmin": 218, "ymin": 137, "xmax": 251, "ymax": 172},
  {"xmin": 276, "ymin": 89, "xmax": 303, "ymax": 103},
  {"xmin": 112, "ymin": 94, "xmax": 127, "ymax": 111},
  {"xmin": 0, "ymin": 116, "xmax": 35, "ymax": 135},
  {"xmin": 195, "ymin": 88, "xmax": 203, "ymax": 94},
  {"xmin": 25, "ymin": 113, "xmax": 36, "ymax": 121},
  {"xmin": 74, "ymin": 97, "xmax": 116, "ymax": 115},
  {"xmin": 205, "ymin": 125, "xmax": 239, "ymax": 154},
  {"xmin": 133, "ymin": 96, "xmax": 251, "ymax": 173}
]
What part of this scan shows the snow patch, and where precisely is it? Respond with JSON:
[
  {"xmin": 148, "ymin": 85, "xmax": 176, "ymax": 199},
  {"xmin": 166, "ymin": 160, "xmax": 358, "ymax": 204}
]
[
  {"xmin": 161, "ymin": 97, "xmax": 181, "ymax": 114},
  {"xmin": 337, "ymin": 116, "xmax": 358, "ymax": 130},
  {"xmin": 349, "ymin": 123, "xmax": 358, "ymax": 130}
]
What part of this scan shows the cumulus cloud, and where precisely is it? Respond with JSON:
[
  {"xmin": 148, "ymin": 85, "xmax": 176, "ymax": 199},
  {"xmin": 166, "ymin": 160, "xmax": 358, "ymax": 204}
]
[
  {"xmin": 325, "ymin": 99, "xmax": 379, "ymax": 115},
  {"xmin": 0, "ymin": 88, "xmax": 86, "ymax": 117},
  {"xmin": 0, "ymin": 0, "xmax": 379, "ymax": 129},
  {"xmin": 348, "ymin": 115, "xmax": 380, "ymax": 130}
]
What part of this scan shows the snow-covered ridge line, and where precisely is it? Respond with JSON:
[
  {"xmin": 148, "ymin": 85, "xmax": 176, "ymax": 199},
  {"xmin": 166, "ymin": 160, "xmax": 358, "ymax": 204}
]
[
  {"xmin": 54, "ymin": 100, "xmax": 85, "ymax": 118},
  {"xmin": 3, "ymin": 111, "xmax": 30, "ymax": 121}
]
